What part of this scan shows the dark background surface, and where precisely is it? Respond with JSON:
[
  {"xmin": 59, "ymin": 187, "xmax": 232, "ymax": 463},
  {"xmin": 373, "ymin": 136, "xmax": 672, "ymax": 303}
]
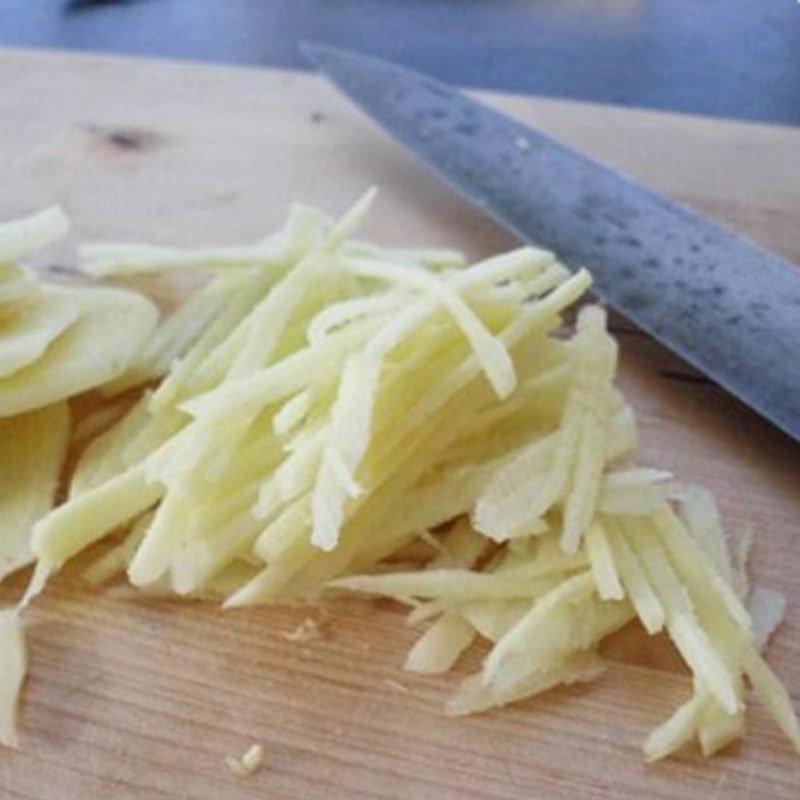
[{"xmin": 0, "ymin": 0, "xmax": 798, "ymax": 125}]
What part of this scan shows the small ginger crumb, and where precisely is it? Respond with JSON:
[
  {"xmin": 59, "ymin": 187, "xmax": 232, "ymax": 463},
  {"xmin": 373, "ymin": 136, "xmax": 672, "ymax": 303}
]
[
  {"xmin": 284, "ymin": 617, "xmax": 327, "ymax": 642},
  {"xmin": 384, "ymin": 678, "xmax": 409, "ymax": 693},
  {"xmin": 226, "ymin": 743, "xmax": 265, "ymax": 778}
]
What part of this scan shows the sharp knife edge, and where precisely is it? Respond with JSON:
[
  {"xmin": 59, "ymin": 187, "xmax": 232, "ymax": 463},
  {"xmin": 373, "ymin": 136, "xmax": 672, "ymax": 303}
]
[{"xmin": 303, "ymin": 43, "xmax": 800, "ymax": 442}]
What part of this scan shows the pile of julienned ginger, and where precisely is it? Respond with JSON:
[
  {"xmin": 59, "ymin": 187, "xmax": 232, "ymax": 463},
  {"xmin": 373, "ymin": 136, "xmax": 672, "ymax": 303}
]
[{"xmin": 0, "ymin": 191, "xmax": 797, "ymax": 761}]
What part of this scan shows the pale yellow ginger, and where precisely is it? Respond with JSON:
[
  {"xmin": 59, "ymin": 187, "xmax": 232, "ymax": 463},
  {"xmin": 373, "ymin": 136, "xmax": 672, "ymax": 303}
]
[{"xmin": 0, "ymin": 193, "xmax": 795, "ymax": 764}]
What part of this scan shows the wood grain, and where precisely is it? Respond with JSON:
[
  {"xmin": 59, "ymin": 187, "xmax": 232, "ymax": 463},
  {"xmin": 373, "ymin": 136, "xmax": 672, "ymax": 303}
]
[{"xmin": 0, "ymin": 47, "xmax": 798, "ymax": 799}]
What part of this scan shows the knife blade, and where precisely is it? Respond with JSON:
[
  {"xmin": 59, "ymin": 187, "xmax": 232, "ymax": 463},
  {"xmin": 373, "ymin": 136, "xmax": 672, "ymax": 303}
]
[{"xmin": 303, "ymin": 43, "xmax": 800, "ymax": 442}]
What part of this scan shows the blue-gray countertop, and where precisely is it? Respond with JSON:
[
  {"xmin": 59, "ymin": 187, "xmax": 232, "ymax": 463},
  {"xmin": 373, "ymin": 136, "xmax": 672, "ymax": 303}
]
[{"xmin": 1, "ymin": 0, "xmax": 799, "ymax": 125}]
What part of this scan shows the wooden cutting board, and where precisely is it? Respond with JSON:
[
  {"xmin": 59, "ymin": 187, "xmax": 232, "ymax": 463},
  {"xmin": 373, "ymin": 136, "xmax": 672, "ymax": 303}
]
[{"xmin": 0, "ymin": 47, "xmax": 798, "ymax": 800}]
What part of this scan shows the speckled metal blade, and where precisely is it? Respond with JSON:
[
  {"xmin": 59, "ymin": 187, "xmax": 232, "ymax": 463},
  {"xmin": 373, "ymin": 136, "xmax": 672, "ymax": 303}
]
[{"xmin": 303, "ymin": 43, "xmax": 800, "ymax": 441}]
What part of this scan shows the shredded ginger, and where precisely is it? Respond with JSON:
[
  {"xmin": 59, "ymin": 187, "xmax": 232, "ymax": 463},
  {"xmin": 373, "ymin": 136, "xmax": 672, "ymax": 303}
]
[{"xmin": 1, "ymin": 191, "xmax": 797, "ymax": 762}]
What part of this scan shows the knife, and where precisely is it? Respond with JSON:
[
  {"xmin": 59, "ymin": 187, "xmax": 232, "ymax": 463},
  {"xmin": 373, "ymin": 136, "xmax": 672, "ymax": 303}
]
[{"xmin": 302, "ymin": 43, "xmax": 800, "ymax": 442}]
